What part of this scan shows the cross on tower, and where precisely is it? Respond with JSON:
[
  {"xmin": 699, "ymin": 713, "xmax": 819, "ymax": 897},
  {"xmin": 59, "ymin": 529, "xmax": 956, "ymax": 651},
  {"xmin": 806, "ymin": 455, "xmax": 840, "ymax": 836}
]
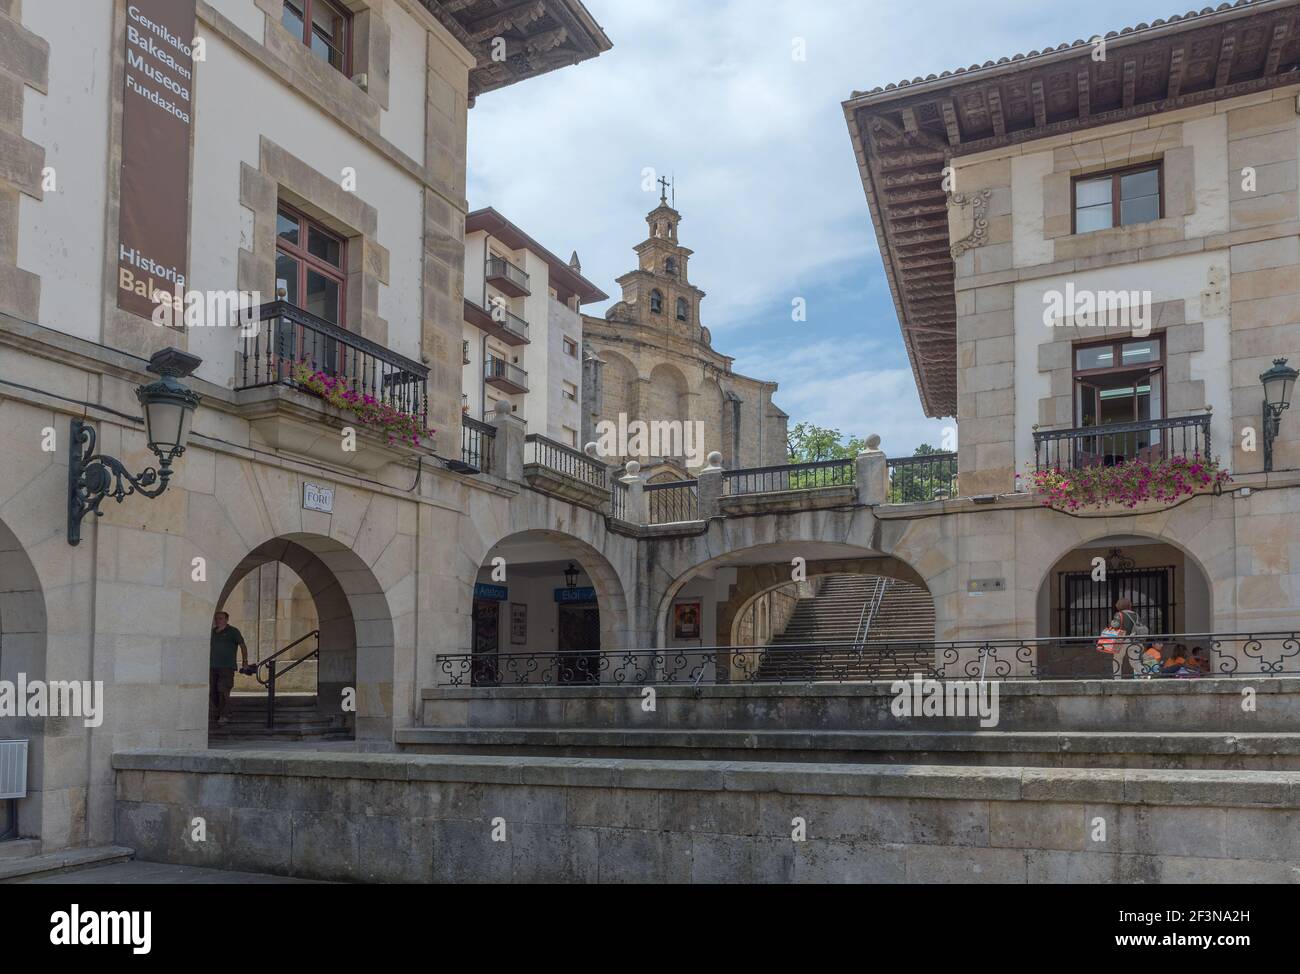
[{"xmin": 658, "ymin": 175, "xmax": 671, "ymax": 203}]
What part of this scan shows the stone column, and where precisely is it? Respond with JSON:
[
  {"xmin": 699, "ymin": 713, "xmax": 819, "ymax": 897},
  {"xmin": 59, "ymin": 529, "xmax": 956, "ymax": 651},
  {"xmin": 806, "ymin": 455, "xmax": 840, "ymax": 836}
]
[
  {"xmin": 489, "ymin": 398, "xmax": 526, "ymax": 484},
  {"xmin": 856, "ymin": 434, "xmax": 889, "ymax": 505},
  {"xmin": 621, "ymin": 460, "xmax": 648, "ymax": 524},
  {"xmin": 697, "ymin": 451, "xmax": 723, "ymax": 518}
]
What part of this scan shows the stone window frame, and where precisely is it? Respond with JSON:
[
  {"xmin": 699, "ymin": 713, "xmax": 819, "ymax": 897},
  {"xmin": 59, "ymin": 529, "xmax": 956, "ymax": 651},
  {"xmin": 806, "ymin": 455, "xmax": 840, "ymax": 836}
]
[
  {"xmin": 240, "ymin": 137, "xmax": 390, "ymax": 353},
  {"xmin": 255, "ymin": 0, "xmax": 392, "ymax": 112},
  {"xmin": 1070, "ymin": 160, "xmax": 1165, "ymax": 235},
  {"xmin": 280, "ymin": 0, "xmax": 355, "ymax": 78}
]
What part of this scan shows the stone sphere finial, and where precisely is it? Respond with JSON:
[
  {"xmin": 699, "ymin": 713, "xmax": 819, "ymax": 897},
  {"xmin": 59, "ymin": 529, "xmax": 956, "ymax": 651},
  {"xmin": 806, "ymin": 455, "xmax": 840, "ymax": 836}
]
[
  {"xmin": 625, "ymin": 460, "xmax": 641, "ymax": 477},
  {"xmin": 866, "ymin": 434, "xmax": 882, "ymax": 451},
  {"xmin": 705, "ymin": 451, "xmax": 723, "ymax": 470},
  {"xmin": 493, "ymin": 399, "xmax": 511, "ymax": 418},
  {"xmin": 584, "ymin": 441, "xmax": 599, "ymax": 458}
]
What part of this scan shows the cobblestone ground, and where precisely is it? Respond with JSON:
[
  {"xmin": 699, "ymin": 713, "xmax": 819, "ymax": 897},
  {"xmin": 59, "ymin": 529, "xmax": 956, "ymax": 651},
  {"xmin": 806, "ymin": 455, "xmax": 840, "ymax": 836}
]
[{"xmin": 17, "ymin": 862, "xmax": 323, "ymax": 884}]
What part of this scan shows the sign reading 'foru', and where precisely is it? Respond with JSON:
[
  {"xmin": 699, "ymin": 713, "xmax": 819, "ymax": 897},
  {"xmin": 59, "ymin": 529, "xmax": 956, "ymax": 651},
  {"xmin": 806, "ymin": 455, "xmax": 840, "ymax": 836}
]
[{"xmin": 117, "ymin": 0, "xmax": 196, "ymax": 321}]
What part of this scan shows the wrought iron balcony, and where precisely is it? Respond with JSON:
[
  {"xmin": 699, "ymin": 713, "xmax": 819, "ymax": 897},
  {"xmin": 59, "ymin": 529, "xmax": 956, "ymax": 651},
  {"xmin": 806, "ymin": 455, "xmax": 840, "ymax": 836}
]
[
  {"xmin": 1034, "ymin": 414, "xmax": 1211, "ymax": 472},
  {"xmin": 485, "ymin": 255, "xmax": 530, "ymax": 297},
  {"xmin": 484, "ymin": 355, "xmax": 529, "ymax": 394},
  {"xmin": 887, "ymin": 452, "xmax": 958, "ymax": 503},
  {"xmin": 459, "ymin": 415, "xmax": 496, "ymax": 474},
  {"xmin": 463, "ymin": 298, "xmax": 530, "ymax": 346},
  {"xmin": 236, "ymin": 301, "xmax": 428, "ymax": 426}
]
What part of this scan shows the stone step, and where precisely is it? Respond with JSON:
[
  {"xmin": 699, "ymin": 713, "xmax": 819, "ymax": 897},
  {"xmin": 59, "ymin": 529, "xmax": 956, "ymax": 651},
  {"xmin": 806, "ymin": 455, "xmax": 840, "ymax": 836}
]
[
  {"xmin": 0, "ymin": 845, "xmax": 134, "ymax": 882},
  {"xmin": 394, "ymin": 727, "xmax": 1300, "ymax": 770}
]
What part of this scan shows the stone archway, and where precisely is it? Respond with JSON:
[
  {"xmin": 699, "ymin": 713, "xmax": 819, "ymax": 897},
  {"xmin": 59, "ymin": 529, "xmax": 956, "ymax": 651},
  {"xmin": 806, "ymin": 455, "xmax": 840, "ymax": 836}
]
[
  {"xmin": 216, "ymin": 534, "xmax": 394, "ymax": 742},
  {"xmin": 0, "ymin": 516, "xmax": 47, "ymax": 843}
]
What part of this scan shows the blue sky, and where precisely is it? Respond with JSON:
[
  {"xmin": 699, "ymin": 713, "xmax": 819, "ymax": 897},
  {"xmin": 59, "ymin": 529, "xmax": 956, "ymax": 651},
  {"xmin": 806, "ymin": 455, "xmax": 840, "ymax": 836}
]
[{"xmin": 466, "ymin": 0, "xmax": 1193, "ymax": 455}]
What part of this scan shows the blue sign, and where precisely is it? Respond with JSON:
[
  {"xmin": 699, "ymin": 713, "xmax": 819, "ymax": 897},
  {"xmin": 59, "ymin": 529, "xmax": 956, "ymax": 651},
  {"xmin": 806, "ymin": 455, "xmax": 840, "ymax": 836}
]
[
  {"xmin": 474, "ymin": 583, "xmax": 508, "ymax": 602},
  {"xmin": 555, "ymin": 586, "xmax": 597, "ymax": 604}
]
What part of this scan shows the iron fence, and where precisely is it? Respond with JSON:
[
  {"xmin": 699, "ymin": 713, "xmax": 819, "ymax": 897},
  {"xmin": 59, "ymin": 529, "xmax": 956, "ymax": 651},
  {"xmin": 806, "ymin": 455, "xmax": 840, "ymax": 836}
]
[
  {"xmin": 461, "ymin": 415, "xmax": 495, "ymax": 474},
  {"xmin": 1034, "ymin": 414, "xmax": 1212, "ymax": 472},
  {"xmin": 524, "ymin": 434, "xmax": 607, "ymax": 488},
  {"xmin": 646, "ymin": 480, "xmax": 700, "ymax": 523},
  {"xmin": 723, "ymin": 458, "xmax": 855, "ymax": 496},
  {"xmin": 886, "ymin": 452, "xmax": 958, "ymax": 503},
  {"xmin": 435, "ymin": 631, "xmax": 1300, "ymax": 686},
  {"xmin": 237, "ymin": 301, "xmax": 429, "ymax": 426}
]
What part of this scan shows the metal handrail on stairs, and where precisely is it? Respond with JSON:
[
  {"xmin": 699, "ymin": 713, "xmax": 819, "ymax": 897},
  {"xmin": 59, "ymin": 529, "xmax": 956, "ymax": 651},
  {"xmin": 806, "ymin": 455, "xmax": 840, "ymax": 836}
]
[
  {"xmin": 253, "ymin": 630, "xmax": 320, "ymax": 730},
  {"xmin": 853, "ymin": 578, "xmax": 889, "ymax": 654}
]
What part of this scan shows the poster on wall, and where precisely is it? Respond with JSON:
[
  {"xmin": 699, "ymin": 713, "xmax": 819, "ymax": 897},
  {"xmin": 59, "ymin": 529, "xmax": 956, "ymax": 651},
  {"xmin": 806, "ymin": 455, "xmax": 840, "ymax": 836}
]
[
  {"xmin": 510, "ymin": 603, "xmax": 527, "ymax": 644},
  {"xmin": 117, "ymin": 0, "xmax": 196, "ymax": 321},
  {"xmin": 673, "ymin": 602, "xmax": 702, "ymax": 640}
]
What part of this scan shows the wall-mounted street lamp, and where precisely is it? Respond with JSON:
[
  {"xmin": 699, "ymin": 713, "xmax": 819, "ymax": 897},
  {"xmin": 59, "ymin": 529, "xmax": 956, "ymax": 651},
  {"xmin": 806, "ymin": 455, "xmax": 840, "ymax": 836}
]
[
  {"xmin": 563, "ymin": 562, "xmax": 580, "ymax": 589},
  {"xmin": 68, "ymin": 347, "xmax": 202, "ymax": 545},
  {"xmin": 1261, "ymin": 357, "xmax": 1298, "ymax": 473}
]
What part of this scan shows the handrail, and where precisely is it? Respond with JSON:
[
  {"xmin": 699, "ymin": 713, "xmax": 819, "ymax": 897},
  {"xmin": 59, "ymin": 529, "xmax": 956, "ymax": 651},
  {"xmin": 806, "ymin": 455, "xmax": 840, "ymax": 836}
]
[
  {"xmin": 524, "ymin": 433, "xmax": 606, "ymax": 488},
  {"xmin": 253, "ymin": 630, "xmax": 320, "ymax": 730},
  {"xmin": 246, "ymin": 301, "xmax": 427, "ymax": 378},
  {"xmin": 486, "ymin": 255, "xmax": 530, "ymax": 292},
  {"xmin": 853, "ymin": 577, "xmax": 888, "ymax": 651},
  {"xmin": 1033, "ymin": 413, "xmax": 1212, "ymax": 472},
  {"xmin": 722, "ymin": 458, "xmax": 854, "ymax": 496}
]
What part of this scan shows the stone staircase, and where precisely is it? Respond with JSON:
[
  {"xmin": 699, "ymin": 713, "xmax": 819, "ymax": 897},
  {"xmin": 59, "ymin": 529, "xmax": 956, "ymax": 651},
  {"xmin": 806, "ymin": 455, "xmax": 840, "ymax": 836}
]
[
  {"xmin": 208, "ymin": 693, "xmax": 351, "ymax": 744},
  {"xmin": 755, "ymin": 575, "xmax": 935, "ymax": 681}
]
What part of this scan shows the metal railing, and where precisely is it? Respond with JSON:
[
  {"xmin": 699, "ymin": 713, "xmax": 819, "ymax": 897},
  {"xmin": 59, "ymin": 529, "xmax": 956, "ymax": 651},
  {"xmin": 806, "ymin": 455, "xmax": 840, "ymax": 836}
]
[
  {"xmin": 253, "ymin": 630, "xmax": 320, "ymax": 729},
  {"xmin": 524, "ymin": 434, "xmax": 607, "ymax": 488},
  {"xmin": 489, "ymin": 302, "xmax": 530, "ymax": 341},
  {"xmin": 237, "ymin": 301, "xmax": 429, "ymax": 426},
  {"xmin": 610, "ymin": 479, "xmax": 628, "ymax": 520},
  {"xmin": 485, "ymin": 255, "xmax": 530, "ymax": 293},
  {"xmin": 434, "ymin": 631, "xmax": 1300, "ymax": 686},
  {"xmin": 646, "ymin": 480, "xmax": 700, "ymax": 523},
  {"xmin": 723, "ymin": 458, "xmax": 855, "ymax": 496},
  {"xmin": 853, "ymin": 577, "xmax": 889, "ymax": 649},
  {"xmin": 461, "ymin": 415, "xmax": 496, "ymax": 474},
  {"xmin": 484, "ymin": 355, "xmax": 529, "ymax": 391},
  {"xmin": 1034, "ymin": 413, "xmax": 1212, "ymax": 472},
  {"xmin": 887, "ymin": 452, "xmax": 958, "ymax": 503}
]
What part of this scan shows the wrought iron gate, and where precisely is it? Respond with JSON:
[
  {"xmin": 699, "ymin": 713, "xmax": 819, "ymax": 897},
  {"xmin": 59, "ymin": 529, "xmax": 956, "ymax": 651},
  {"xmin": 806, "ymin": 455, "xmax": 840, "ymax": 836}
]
[{"xmin": 1058, "ymin": 567, "xmax": 1176, "ymax": 637}]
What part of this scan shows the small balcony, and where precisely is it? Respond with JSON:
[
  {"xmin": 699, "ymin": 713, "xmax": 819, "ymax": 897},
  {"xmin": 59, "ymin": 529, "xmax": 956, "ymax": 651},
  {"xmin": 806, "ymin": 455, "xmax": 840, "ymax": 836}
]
[
  {"xmin": 485, "ymin": 355, "xmax": 529, "ymax": 394},
  {"xmin": 485, "ymin": 255, "xmax": 530, "ymax": 297},
  {"xmin": 463, "ymin": 298, "xmax": 530, "ymax": 346},
  {"xmin": 1034, "ymin": 414, "xmax": 1212, "ymax": 472}
]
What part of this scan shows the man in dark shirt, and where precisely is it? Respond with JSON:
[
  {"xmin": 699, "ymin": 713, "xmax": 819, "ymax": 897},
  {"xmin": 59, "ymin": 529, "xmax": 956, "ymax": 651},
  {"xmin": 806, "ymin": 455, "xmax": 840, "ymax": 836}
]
[{"xmin": 210, "ymin": 611, "xmax": 250, "ymax": 726}]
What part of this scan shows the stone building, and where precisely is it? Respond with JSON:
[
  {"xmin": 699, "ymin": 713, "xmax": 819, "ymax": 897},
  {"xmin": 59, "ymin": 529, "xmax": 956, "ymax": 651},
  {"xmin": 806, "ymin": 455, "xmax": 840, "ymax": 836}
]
[{"xmin": 582, "ymin": 190, "xmax": 789, "ymax": 476}]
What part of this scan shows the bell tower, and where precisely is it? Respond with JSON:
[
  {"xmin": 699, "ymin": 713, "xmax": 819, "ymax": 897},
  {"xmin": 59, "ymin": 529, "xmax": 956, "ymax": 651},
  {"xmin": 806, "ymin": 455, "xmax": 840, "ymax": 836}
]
[{"xmin": 606, "ymin": 178, "xmax": 709, "ymax": 344}]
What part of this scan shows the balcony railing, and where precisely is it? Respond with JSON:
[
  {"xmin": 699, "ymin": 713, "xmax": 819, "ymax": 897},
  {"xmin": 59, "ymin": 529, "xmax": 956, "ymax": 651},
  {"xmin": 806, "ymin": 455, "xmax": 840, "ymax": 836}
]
[
  {"xmin": 434, "ymin": 631, "xmax": 1300, "ymax": 686},
  {"xmin": 525, "ymin": 434, "xmax": 606, "ymax": 488},
  {"xmin": 723, "ymin": 458, "xmax": 854, "ymax": 496},
  {"xmin": 610, "ymin": 479, "xmax": 629, "ymax": 520},
  {"xmin": 1034, "ymin": 414, "xmax": 1211, "ymax": 472},
  {"xmin": 484, "ymin": 355, "xmax": 529, "ymax": 393},
  {"xmin": 237, "ymin": 301, "xmax": 428, "ymax": 426},
  {"xmin": 461, "ymin": 416, "xmax": 495, "ymax": 474},
  {"xmin": 485, "ymin": 255, "xmax": 530, "ymax": 297},
  {"xmin": 464, "ymin": 299, "xmax": 530, "ymax": 346},
  {"xmin": 887, "ymin": 452, "xmax": 958, "ymax": 503},
  {"xmin": 646, "ymin": 480, "xmax": 700, "ymax": 523}
]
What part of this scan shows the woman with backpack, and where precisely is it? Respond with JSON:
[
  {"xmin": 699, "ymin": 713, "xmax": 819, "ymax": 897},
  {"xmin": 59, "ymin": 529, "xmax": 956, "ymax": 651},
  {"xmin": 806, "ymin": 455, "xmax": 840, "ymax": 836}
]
[{"xmin": 1097, "ymin": 596, "xmax": 1148, "ymax": 678}]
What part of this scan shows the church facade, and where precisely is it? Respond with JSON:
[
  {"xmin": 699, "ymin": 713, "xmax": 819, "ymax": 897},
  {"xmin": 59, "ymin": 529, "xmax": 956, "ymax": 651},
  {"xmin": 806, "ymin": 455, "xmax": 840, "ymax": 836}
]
[{"xmin": 581, "ymin": 192, "xmax": 788, "ymax": 477}]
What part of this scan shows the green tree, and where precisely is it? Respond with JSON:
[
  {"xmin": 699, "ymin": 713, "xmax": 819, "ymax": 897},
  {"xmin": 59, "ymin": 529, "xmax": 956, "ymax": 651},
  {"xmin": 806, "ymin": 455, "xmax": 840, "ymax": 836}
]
[{"xmin": 786, "ymin": 422, "xmax": 866, "ymax": 463}]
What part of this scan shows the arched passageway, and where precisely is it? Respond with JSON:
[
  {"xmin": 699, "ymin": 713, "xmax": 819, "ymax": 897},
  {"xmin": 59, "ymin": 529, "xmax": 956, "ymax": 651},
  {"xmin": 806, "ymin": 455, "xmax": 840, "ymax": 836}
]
[
  {"xmin": 0, "ymin": 517, "xmax": 47, "ymax": 842},
  {"xmin": 213, "ymin": 534, "xmax": 394, "ymax": 743},
  {"xmin": 467, "ymin": 530, "xmax": 630, "ymax": 685}
]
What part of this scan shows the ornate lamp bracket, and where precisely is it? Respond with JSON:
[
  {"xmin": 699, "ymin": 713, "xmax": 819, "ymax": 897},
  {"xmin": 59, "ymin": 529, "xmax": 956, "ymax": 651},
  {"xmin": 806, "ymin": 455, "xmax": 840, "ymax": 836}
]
[{"xmin": 67, "ymin": 419, "xmax": 173, "ymax": 546}]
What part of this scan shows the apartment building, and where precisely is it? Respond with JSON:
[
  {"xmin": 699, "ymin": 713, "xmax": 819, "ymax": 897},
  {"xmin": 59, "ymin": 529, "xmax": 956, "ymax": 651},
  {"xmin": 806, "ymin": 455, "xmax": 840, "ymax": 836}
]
[
  {"xmin": 845, "ymin": 0, "xmax": 1300, "ymax": 639},
  {"xmin": 461, "ymin": 208, "xmax": 607, "ymax": 448}
]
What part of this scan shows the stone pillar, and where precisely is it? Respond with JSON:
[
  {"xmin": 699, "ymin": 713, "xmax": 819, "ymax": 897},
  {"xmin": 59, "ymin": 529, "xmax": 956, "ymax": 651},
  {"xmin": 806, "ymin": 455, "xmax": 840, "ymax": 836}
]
[
  {"xmin": 621, "ymin": 460, "xmax": 648, "ymax": 524},
  {"xmin": 697, "ymin": 451, "xmax": 723, "ymax": 518},
  {"xmin": 856, "ymin": 434, "xmax": 889, "ymax": 505},
  {"xmin": 489, "ymin": 398, "xmax": 526, "ymax": 484}
]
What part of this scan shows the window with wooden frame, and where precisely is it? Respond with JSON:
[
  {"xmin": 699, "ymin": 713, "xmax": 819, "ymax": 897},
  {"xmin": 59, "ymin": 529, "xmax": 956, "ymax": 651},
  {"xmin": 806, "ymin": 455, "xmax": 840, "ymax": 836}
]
[
  {"xmin": 275, "ymin": 206, "xmax": 347, "ymax": 326},
  {"xmin": 1072, "ymin": 162, "xmax": 1163, "ymax": 234},
  {"xmin": 281, "ymin": 0, "xmax": 352, "ymax": 75},
  {"xmin": 1072, "ymin": 336, "xmax": 1165, "ymax": 463}
]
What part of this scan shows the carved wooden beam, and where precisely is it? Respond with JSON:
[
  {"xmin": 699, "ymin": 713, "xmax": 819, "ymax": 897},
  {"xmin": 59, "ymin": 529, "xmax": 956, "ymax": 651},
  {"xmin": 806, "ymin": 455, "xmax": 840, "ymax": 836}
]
[
  {"xmin": 469, "ymin": 0, "xmax": 546, "ymax": 41},
  {"xmin": 941, "ymin": 99, "xmax": 961, "ymax": 145},
  {"xmin": 1077, "ymin": 68, "xmax": 1091, "ymax": 118},
  {"xmin": 525, "ymin": 25, "xmax": 569, "ymax": 55},
  {"xmin": 987, "ymin": 87, "xmax": 1006, "ymax": 137},
  {"xmin": 1031, "ymin": 79, "xmax": 1047, "ymax": 127},
  {"xmin": 1122, "ymin": 59, "xmax": 1136, "ymax": 109},
  {"xmin": 1265, "ymin": 21, "xmax": 1290, "ymax": 75},
  {"xmin": 1215, "ymin": 33, "xmax": 1237, "ymax": 89},
  {"xmin": 1168, "ymin": 47, "xmax": 1185, "ymax": 98}
]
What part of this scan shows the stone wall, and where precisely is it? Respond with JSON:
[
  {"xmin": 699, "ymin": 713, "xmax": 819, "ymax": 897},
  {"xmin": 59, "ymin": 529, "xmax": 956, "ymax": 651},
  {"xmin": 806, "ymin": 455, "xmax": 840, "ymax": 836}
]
[{"xmin": 113, "ymin": 749, "xmax": 1300, "ymax": 883}]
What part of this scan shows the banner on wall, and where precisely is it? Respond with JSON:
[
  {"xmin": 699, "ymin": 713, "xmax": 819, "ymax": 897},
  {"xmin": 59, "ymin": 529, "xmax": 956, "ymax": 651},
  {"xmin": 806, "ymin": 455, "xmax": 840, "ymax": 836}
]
[{"xmin": 117, "ymin": 0, "xmax": 196, "ymax": 320}]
